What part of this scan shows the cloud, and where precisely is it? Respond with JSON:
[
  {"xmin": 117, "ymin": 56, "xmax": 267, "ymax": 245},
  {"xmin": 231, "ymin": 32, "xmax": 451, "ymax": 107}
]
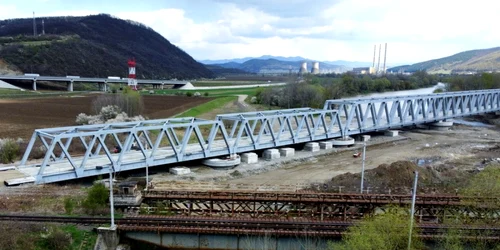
[{"xmin": 1, "ymin": 0, "xmax": 500, "ymax": 64}]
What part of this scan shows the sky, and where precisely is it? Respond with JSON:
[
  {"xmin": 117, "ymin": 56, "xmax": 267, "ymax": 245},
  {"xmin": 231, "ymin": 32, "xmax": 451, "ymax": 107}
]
[{"xmin": 0, "ymin": 0, "xmax": 499, "ymax": 65}]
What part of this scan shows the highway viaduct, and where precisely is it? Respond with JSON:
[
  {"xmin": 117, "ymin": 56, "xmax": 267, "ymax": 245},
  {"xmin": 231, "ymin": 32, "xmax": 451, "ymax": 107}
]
[{"xmin": 0, "ymin": 74, "xmax": 189, "ymax": 91}]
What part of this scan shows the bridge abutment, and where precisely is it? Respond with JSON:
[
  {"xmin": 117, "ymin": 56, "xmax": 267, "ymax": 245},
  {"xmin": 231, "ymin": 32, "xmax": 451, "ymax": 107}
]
[{"xmin": 94, "ymin": 226, "xmax": 119, "ymax": 250}]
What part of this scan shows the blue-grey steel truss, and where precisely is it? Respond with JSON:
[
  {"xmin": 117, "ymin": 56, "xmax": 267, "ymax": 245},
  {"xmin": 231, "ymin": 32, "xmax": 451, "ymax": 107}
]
[{"xmin": 17, "ymin": 89, "xmax": 500, "ymax": 184}]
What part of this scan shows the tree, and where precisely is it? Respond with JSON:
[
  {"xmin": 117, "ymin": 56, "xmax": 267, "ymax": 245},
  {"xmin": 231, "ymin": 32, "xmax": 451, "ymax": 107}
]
[
  {"xmin": 82, "ymin": 182, "xmax": 108, "ymax": 214},
  {"xmin": 330, "ymin": 206, "xmax": 423, "ymax": 250}
]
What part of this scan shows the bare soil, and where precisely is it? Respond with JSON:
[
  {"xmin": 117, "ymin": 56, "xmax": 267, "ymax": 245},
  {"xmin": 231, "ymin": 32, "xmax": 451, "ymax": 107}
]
[
  {"xmin": 0, "ymin": 95, "xmax": 211, "ymax": 139},
  {"xmin": 150, "ymin": 122, "xmax": 500, "ymax": 194}
]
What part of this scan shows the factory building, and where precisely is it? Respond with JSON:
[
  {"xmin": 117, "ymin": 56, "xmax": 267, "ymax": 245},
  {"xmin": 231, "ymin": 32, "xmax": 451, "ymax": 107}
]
[{"xmin": 352, "ymin": 67, "xmax": 376, "ymax": 75}]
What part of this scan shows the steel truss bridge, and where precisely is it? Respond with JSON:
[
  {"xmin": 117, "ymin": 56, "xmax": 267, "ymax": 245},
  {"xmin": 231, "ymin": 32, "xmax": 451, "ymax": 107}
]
[
  {"xmin": 143, "ymin": 190, "xmax": 500, "ymax": 223},
  {"xmin": 11, "ymin": 89, "xmax": 500, "ymax": 184}
]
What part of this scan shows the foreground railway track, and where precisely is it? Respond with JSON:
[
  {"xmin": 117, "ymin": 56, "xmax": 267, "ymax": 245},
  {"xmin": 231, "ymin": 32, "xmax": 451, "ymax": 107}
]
[{"xmin": 0, "ymin": 215, "xmax": 498, "ymax": 239}]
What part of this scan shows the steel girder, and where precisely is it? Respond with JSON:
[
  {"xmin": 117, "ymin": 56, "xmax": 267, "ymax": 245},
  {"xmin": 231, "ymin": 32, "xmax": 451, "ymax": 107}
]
[
  {"xmin": 16, "ymin": 89, "xmax": 500, "ymax": 184},
  {"xmin": 323, "ymin": 89, "xmax": 500, "ymax": 136}
]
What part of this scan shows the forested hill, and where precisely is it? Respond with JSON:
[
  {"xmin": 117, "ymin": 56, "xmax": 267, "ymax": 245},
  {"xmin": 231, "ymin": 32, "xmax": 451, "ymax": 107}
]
[
  {"xmin": 388, "ymin": 47, "xmax": 500, "ymax": 74},
  {"xmin": 0, "ymin": 14, "xmax": 214, "ymax": 79}
]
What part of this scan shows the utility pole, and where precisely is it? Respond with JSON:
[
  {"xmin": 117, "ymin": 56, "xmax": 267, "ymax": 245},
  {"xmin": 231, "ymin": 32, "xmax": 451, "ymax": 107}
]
[
  {"xmin": 408, "ymin": 171, "xmax": 419, "ymax": 250},
  {"xmin": 360, "ymin": 142, "xmax": 366, "ymax": 193},
  {"xmin": 109, "ymin": 167, "xmax": 115, "ymax": 228}
]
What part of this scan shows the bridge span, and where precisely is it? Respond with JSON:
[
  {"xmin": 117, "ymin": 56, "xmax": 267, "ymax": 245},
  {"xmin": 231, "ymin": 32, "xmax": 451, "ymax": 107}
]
[
  {"xmin": 0, "ymin": 74, "xmax": 189, "ymax": 91},
  {"xmin": 7, "ymin": 88, "xmax": 500, "ymax": 185}
]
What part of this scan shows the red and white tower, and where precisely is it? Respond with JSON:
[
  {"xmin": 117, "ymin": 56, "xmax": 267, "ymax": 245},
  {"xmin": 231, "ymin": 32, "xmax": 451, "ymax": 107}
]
[{"xmin": 127, "ymin": 58, "xmax": 137, "ymax": 90}]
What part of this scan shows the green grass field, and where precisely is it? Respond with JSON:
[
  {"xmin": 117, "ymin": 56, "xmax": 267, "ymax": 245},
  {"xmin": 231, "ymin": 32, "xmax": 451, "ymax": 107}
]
[
  {"xmin": 176, "ymin": 96, "xmax": 237, "ymax": 117},
  {"xmin": 0, "ymin": 89, "xmax": 94, "ymax": 99},
  {"xmin": 152, "ymin": 87, "xmax": 269, "ymax": 98},
  {"xmin": 192, "ymin": 81, "xmax": 269, "ymax": 87}
]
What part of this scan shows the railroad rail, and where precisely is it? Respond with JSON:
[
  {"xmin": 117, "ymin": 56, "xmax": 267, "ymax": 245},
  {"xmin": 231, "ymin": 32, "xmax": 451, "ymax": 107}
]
[
  {"xmin": 10, "ymin": 88, "xmax": 500, "ymax": 184},
  {"xmin": 0, "ymin": 215, "xmax": 498, "ymax": 239}
]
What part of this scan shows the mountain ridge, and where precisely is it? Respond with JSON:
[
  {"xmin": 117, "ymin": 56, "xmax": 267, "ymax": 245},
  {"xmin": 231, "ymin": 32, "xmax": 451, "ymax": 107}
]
[
  {"xmin": 0, "ymin": 14, "xmax": 214, "ymax": 79},
  {"xmin": 209, "ymin": 58, "xmax": 348, "ymax": 74},
  {"xmin": 388, "ymin": 47, "xmax": 500, "ymax": 73}
]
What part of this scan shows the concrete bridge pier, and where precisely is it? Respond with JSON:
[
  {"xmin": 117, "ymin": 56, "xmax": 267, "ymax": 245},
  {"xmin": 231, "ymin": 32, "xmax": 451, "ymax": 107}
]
[
  {"xmin": 99, "ymin": 83, "xmax": 108, "ymax": 92},
  {"xmin": 429, "ymin": 119, "xmax": 454, "ymax": 130},
  {"xmin": 32, "ymin": 79, "xmax": 37, "ymax": 91},
  {"xmin": 67, "ymin": 80, "xmax": 74, "ymax": 92}
]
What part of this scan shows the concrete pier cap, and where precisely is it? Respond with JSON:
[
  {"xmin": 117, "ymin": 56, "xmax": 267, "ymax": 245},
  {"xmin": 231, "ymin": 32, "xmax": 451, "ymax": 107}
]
[
  {"xmin": 304, "ymin": 142, "xmax": 320, "ymax": 152},
  {"xmin": 263, "ymin": 149, "xmax": 280, "ymax": 160},
  {"xmin": 319, "ymin": 141, "xmax": 332, "ymax": 149},
  {"xmin": 279, "ymin": 147, "xmax": 295, "ymax": 157},
  {"xmin": 430, "ymin": 120, "xmax": 454, "ymax": 127},
  {"xmin": 331, "ymin": 137, "xmax": 355, "ymax": 147},
  {"xmin": 384, "ymin": 130, "xmax": 399, "ymax": 137},
  {"xmin": 241, "ymin": 152, "xmax": 258, "ymax": 164}
]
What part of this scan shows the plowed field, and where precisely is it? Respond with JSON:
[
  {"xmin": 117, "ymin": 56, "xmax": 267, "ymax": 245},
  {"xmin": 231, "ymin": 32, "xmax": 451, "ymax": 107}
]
[{"xmin": 0, "ymin": 95, "xmax": 211, "ymax": 139}]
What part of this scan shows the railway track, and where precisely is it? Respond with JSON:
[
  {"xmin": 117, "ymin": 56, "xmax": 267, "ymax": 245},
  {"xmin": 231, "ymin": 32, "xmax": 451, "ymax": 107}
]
[{"xmin": 0, "ymin": 214, "xmax": 498, "ymax": 239}]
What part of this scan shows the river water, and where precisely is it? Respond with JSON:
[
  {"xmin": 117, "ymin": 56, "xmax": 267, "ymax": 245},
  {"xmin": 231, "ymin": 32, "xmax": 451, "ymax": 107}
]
[{"xmin": 356, "ymin": 82, "xmax": 446, "ymax": 98}]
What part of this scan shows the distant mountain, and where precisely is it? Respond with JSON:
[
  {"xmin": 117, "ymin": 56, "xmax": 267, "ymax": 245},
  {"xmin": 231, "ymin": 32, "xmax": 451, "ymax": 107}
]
[
  {"xmin": 324, "ymin": 60, "xmax": 373, "ymax": 68},
  {"xmin": 204, "ymin": 65, "xmax": 250, "ymax": 75},
  {"xmin": 210, "ymin": 58, "xmax": 348, "ymax": 74},
  {"xmin": 0, "ymin": 14, "xmax": 214, "ymax": 79},
  {"xmin": 388, "ymin": 47, "xmax": 500, "ymax": 74},
  {"xmin": 200, "ymin": 55, "xmax": 309, "ymax": 65}
]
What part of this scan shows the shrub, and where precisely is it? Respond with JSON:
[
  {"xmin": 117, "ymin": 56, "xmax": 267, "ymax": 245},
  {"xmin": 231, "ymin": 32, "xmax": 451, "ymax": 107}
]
[
  {"xmin": 204, "ymin": 92, "xmax": 209, "ymax": 97},
  {"xmin": 186, "ymin": 92, "xmax": 193, "ymax": 97},
  {"xmin": 38, "ymin": 227, "xmax": 72, "ymax": 250},
  {"xmin": 64, "ymin": 198, "xmax": 75, "ymax": 215},
  {"xmin": 75, "ymin": 113, "xmax": 91, "ymax": 125},
  {"xmin": 0, "ymin": 138, "xmax": 20, "ymax": 163},
  {"xmin": 91, "ymin": 88, "xmax": 144, "ymax": 117},
  {"xmin": 82, "ymin": 183, "xmax": 108, "ymax": 214},
  {"xmin": 76, "ymin": 105, "xmax": 145, "ymax": 125}
]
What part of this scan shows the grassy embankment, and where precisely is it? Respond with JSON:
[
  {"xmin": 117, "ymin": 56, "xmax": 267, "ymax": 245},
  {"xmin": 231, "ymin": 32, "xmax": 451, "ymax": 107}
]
[
  {"xmin": 0, "ymin": 89, "xmax": 93, "ymax": 99},
  {"xmin": 153, "ymin": 86, "xmax": 281, "ymax": 118},
  {"xmin": 192, "ymin": 80, "xmax": 269, "ymax": 87}
]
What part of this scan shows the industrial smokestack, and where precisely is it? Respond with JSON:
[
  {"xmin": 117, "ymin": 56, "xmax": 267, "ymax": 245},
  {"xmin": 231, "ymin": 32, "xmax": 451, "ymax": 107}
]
[
  {"xmin": 311, "ymin": 62, "xmax": 320, "ymax": 74},
  {"xmin": 376, "ymin": 44, "xmax": 381, "ymax": 74},
  {"xmin": 372, "ymin": 45, "xmax": 376, "ymax": 68},
  {"xmin": 33, "ymin": 12, "xmax": 37, "ymax": 36},
  {"xmin": 299, "ymin": 62, "xmax": 308, "ymax": 74},
  {"xmin": 383, "ymin": 43, "xmax": 387, "ymax": 74},
  {"xmin": 42, "ymin": 19, "xmax": 45, "ymax": 35}
]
